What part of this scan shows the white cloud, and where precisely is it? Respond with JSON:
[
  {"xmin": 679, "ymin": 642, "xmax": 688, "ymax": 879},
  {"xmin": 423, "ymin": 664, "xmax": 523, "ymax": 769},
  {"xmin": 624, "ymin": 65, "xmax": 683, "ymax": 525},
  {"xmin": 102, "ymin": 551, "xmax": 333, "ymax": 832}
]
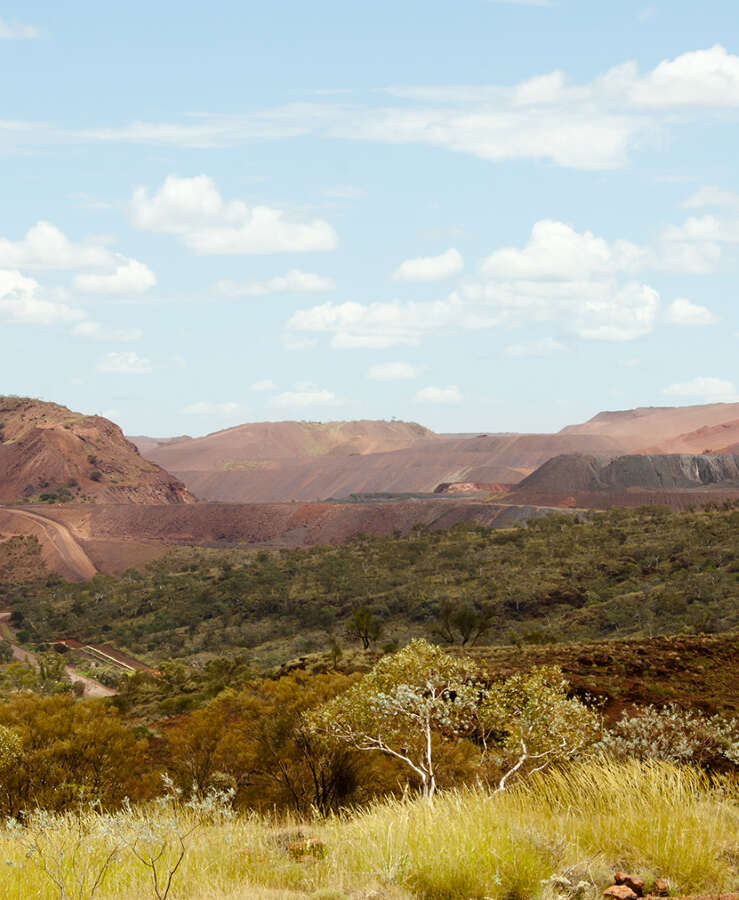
[
  {"xmin": 628, "ymin": 45, "xmax": 739, "ymax": 108},
  {"xmin": 665, "ymin": 298, "xmax": 719, "ymax": 326},
  {"xmin": 481, "ymin": 221, "xmax": 644, "ymax": 280},
  {"xmin": 287, "ymin": 296, "xmax": 471, "ymax": 348},
  {"xmin": 462, "ymin": 276, "xmax": 660, "ymax": 342},
  {"xmin": 413, "ymin": 385, "xmax": 463, "ymax": 404},
  {"xmin": 367, "ymin": 362, "xmax": 420, "ymax": 380},
  {"xmin": 131, "ymin": 175, "xmax": 338, "ymax": 255},
  {"xmin": 251, "ymin": 379, "xmax": 278, "ymax": 392},
  {"xmin": 73, "ymin": 259, "xmax": 156, "ymax": 295},
  {"xmin": 505, "ymin": 336, "xmax": 568, "ymax": 357},
  {"xmin": 182, "ymin": 401, "xmax": 248, "ymax": 415},
  {"xmin": 662, "ymin": 214, "xmax": 739, "ymax": 244},
  {"xmin": 0, "ymin": 222, "xmax": 115, "ymax": 270},
  {"xmin": 4, "ymin": 45, "xmax": 732, "ymax": 174},
  {"xmin": 682, "ymin": 186, "xmax": 739, "ymax": 209},
  {"xmin": 270, "ymin": 389, "xmax": 343, "ymax": 408},
  {"xmin": 0, "ymin": 269, "xmax": 82, "ymax": 325},
  {"xmin": 289, "ymin": 216, "xmax": 667, "ymax": 349},
  {"xmin": 96, "ymin": 351, "xmax": 152, "ymax": 374},
  {"xmin": 216, "ymin": 269, "xmax": 335, "ymax": 297},
  {"xmin": 0, "ymin": 19, "xmax": 39, "ymax": 39},
  {"xmin": 392, "ymin": 248, "xmax": 464, "ymax": 283},
  {"xmin": 663, "ymin": 376, "xmax": 737, "ymax": 401},
  {"xmin": 71, "ymin": 321, "xmax": 144, "ymax": 342}
]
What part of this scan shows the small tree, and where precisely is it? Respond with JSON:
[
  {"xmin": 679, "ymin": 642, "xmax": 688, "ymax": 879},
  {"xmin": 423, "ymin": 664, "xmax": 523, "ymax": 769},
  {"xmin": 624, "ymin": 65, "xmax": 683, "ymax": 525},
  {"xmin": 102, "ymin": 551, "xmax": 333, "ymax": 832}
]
[
  {"xmin": 432, "ymin": 599, "xmax": 495, "ymax": 646},
  {"xmin": 308, "ymin": 639, "xmax": 482, "ymax": 799},
  {"xmin": 346, "ymin": 606, "xmax": 383, "ymax": 649},
  {"xmin": 479, "ymin": 666, "xmax": 601, "ymax": 792}
]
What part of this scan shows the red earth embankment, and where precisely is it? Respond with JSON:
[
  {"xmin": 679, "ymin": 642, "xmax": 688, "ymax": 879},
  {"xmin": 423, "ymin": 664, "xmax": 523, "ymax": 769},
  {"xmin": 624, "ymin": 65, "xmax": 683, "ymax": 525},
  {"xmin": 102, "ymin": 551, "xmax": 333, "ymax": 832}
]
[{"xmin": 36, "ymin": 499, "xmax": 566, "ymax": 574}]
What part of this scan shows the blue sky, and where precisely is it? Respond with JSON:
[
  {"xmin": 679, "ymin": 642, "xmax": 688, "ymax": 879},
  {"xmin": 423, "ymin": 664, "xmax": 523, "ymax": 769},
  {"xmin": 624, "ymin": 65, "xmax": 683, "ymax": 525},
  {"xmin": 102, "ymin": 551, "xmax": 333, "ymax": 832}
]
[{"xmin": 1, "ymin": 0, "xmax": 737, "ymax": 436}]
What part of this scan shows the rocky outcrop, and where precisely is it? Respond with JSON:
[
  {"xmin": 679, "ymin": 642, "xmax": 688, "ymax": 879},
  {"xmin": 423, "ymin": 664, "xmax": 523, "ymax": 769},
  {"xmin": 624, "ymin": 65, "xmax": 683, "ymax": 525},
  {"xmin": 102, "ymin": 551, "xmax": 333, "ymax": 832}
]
[
  {"xmin": 0, "ymin": 396, "xmax": 195, "ymax": 505},
  {"xmin": 515, "ymin": 452, "xmax": 739, "ymax": 494}
]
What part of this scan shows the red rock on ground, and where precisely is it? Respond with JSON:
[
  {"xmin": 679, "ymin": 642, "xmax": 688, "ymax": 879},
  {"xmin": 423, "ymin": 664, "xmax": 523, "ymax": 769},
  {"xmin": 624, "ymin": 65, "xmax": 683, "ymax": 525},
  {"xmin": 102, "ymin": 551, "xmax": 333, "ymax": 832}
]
[
  {"xmin": 615, "ymin": 873, "xmax": 645, "ymax": 896},
  {"xmin": 604, "ymin": 886, "xmax": 638, "ymax": 900}
]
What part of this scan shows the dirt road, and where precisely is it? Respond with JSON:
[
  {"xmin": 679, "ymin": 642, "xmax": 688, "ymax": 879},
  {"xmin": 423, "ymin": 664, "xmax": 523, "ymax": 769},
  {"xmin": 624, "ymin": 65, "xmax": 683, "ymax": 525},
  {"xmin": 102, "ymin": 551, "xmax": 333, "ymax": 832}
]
[
  {"xmin": 0, "ymin": 611, "xmax": 115, "ymax": 698},
  {"xmin": 0, "ymin": 506, "xmax": 96, "ymax": 581}
]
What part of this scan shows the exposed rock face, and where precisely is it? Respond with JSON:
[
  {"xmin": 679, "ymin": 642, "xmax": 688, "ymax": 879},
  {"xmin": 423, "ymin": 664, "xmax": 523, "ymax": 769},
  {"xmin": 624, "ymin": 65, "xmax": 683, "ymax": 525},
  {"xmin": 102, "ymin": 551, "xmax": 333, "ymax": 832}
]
[
  {"xmin": 515, "ymin": 452, "xmax": 739, "ymax": 494},
  {"xmin": 0, "ymin": 397, "xmax": 195, "ymax": 505}
]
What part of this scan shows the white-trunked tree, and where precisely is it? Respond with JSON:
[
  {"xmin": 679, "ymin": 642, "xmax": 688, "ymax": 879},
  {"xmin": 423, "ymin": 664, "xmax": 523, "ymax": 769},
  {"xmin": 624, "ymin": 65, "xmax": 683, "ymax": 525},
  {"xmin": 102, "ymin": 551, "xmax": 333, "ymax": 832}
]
[{"xmin": 308, "ymin": 640, "xmax": 599, "ymax": 800}]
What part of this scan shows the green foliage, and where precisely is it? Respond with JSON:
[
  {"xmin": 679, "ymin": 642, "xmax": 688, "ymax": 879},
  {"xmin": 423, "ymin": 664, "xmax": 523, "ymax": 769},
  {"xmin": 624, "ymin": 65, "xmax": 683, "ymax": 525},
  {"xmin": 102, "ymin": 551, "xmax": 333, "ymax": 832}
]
[
  {"xmin": 0, "ymin": 694, "xmax": 153, "ymax": 816},
  {"xmin": 309, "ymin": 641, "xmax": 598, "ymax": 798},
  {"xmin": 597, "ymin": 703, "xmax": 739, "ymax": 768},
  {"xmin": 5, "ymin": 504, "xmax": 737, "ymax": 666},
  {"xmin": 480, "ymin": 665, "xmax": 601, "ymax": 790}
]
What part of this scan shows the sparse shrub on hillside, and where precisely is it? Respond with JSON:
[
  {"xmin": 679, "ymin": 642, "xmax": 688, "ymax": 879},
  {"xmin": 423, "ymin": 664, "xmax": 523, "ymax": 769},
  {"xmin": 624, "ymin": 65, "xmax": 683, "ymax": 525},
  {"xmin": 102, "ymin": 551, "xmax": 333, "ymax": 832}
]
[{"xmin": 596, "ymin": 703, "xmax": 739, "ymax": 769}]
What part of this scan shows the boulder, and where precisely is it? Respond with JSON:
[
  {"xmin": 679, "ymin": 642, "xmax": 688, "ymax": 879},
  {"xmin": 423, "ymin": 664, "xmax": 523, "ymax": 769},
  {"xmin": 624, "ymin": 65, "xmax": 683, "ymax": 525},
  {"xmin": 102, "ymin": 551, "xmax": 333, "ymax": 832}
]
[
  {"xmin": 604, "ymin": 887, "xmax": 638, "ymax": 900},
  {"xmin": 615, "ymin": 873, "xmax": 645, "ymax": 897},
  {"xmin": 652, "ymin": 878, "xmax": 670, "ymax": 896}
]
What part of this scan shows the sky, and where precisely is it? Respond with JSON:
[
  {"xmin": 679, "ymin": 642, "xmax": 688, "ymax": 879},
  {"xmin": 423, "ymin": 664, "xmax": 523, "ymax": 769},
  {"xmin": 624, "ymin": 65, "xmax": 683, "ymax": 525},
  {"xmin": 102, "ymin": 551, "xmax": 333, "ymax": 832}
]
[{"xmin": 0, "ymin": 0, "xmax": 738, "ymax": 436}]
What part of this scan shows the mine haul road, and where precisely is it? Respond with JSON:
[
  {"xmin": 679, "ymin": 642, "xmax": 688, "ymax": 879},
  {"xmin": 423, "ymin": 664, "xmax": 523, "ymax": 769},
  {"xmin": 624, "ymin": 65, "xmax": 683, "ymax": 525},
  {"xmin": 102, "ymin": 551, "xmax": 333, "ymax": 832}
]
[{"xmin": 0, "ymin": 506, "xmax": 96, "ymax": 581}]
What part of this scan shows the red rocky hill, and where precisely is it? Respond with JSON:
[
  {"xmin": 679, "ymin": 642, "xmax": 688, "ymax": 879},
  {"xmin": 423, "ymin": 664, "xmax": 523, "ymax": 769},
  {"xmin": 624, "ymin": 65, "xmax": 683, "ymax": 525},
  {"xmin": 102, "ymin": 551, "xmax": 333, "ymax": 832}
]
[{"xmin": 0, "ymin": 396, "xmax": 195, "ymax": 505}]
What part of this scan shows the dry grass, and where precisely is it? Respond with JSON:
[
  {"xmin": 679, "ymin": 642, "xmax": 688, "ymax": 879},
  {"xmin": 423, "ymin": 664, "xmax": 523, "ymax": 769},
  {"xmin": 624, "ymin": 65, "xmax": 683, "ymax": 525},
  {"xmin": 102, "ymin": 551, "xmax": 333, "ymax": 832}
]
[{"xmin": 0, "ymin": 760, "xmax": 735, "ymax": 899}]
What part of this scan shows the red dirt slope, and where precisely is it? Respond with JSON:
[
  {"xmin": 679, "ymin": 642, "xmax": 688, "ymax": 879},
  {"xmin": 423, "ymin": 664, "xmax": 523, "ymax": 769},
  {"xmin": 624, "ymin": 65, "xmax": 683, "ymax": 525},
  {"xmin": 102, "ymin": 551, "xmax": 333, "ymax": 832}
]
[
  {"xmin": 143, "ymin": 432, "xmax": 625, "ymax": 502},
  {"xmin": 642, "ymin": 418, "xmax": 739, "ymax": 455},
  {"xmin": 561, "ymin": 403, "xmax": 739, "ymax": 451},
  {"xmin": 0, "ymin": 397, "xmax": 195, "ymax": 505},
  {"xmin": 38, "ymin": 500, "xmax": 567, "ymax": 574},
  {"xmin": 136, "ymin": 419, "xmax": 438, "ymax": 471}
]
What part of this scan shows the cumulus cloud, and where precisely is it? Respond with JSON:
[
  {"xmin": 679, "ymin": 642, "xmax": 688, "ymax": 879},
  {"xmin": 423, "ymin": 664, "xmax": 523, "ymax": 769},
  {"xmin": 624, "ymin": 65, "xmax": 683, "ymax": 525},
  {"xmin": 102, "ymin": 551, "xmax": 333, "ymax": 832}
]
[
  {"xmin": 413, "ymin": 385, "xmax": 463, "ymax": 404},
  {"xmin": 216, "ymin": 269, "xmax": 335, "ymax": 297},
  {"xmin": 71, "ymin": 321, "xmax": 144, "ymax": 342},
  {"xmin": 367, "ymin": 362, "xmax": 420, "ymax": 380},
  {"xmin": 270, "ymin": 388, "xmax": 343, "ymax": 408},
  {"xmin": 392, "ymin": 248, "xmax": 464, "ymax": 283},
  {"xmin": 288, "ymin": 216, "xmax": 669, "ymax": 348},
  {"xmin": 663, "ymin": 376, "xmax": 737, "ymax": 401},
  {"xmin": 0, "ymin": 222, "xmax": 115, "ymax": 270},
  {"xmin": 482, "ymin": 221, "xmax": 644, "ymax": 280},
  {"xmin": 627, "ymin": 45, "xmax": 739, "ymax": 108},
  {"xmin": 131, "ymin": 175, "xmax": 338, "ymax": 255},
  {"xmin": 0, "ymin": 19, "xmax": 39, "ymax": 39},
  {"xmin": 182, "ymin": 401, "xmax": 248, "ymax": 415},
  {"xmin": 505, "ymin": 336, "xmax": 568, "ymax": 357},
  {"xmin": 665, "ymin": 298, "xmax": 719, "ymax": 325},
  {"xmin": 251, "ymin": 379, "xmax": 278, "ymax": 392},
  {"xmin": 96, "ymin": 351, "xmax": 152, "ymax": 374},
  {"xmin": 73, "ymin": 259, "xmax": 156, "ymax": 295},
  {"xmin": 0, "ymin": 269, "xmax": 82, "ymax": 325}
]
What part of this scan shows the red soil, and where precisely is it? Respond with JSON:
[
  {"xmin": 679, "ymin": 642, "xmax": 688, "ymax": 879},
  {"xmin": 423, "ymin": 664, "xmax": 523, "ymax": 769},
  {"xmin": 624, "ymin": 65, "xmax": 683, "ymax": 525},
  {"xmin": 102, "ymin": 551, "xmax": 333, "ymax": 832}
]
[{"xmin": 0, "ymin": 397, "xmax": 194, "ymax": 505}]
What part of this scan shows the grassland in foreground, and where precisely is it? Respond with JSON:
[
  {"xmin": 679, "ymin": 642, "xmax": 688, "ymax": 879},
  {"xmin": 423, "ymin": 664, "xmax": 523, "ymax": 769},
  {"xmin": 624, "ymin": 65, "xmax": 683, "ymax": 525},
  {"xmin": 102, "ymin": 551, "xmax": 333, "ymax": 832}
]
[{"xmin": 0, "ymin": 760, "xmax": 736, "ymax": 900}]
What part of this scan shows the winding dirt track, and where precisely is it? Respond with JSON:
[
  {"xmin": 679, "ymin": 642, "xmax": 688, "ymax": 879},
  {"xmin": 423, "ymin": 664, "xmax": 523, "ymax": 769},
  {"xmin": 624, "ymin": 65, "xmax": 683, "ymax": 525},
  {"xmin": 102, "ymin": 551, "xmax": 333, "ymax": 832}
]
[{"xmin": 0, "ymin": 507, "xmax": 96, "ymax": 581}]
